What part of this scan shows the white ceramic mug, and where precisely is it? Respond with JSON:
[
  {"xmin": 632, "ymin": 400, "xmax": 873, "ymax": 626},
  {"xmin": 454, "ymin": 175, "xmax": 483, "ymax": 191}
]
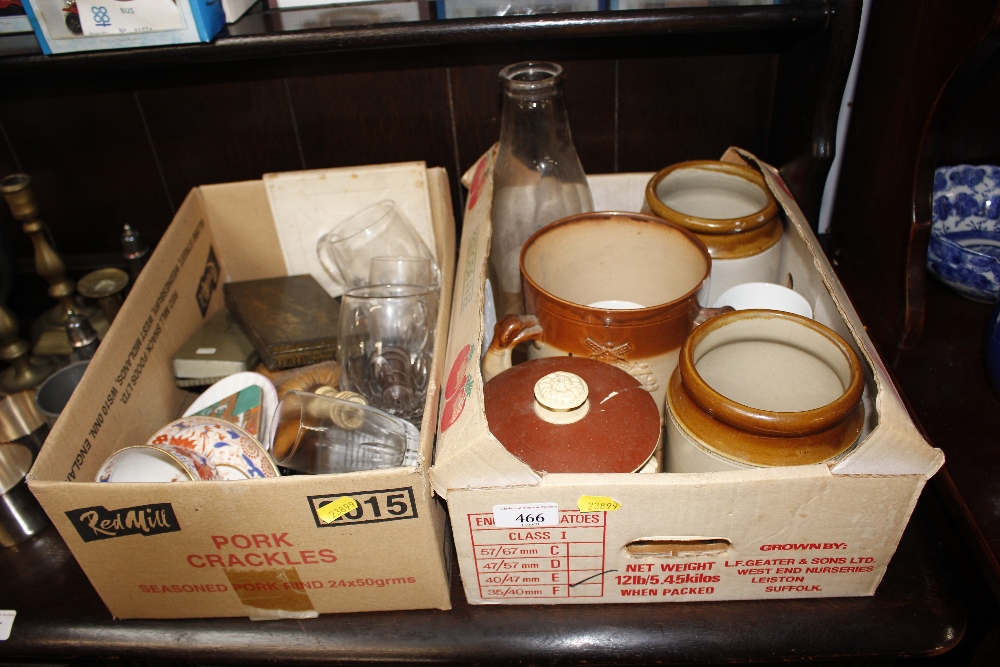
[{"xmin": 713, "ymin": 282, "xmax": 813, "ymax": 319}]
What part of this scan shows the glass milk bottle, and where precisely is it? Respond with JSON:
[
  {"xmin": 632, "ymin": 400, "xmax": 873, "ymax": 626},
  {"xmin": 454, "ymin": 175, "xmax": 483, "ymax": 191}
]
[{"xmin": 490, "ymin": 61, "xmax": 594, "ymax": 316}]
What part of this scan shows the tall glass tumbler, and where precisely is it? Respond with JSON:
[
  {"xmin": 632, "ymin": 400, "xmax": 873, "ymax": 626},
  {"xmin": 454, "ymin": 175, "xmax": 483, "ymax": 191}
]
[
  {"xmin": 316, "ymin": 200, "xmax": 438, "ymax": 291},
  {"xmin": 338, "ymin": 284, "xmax": 439, "ymax": 422}
]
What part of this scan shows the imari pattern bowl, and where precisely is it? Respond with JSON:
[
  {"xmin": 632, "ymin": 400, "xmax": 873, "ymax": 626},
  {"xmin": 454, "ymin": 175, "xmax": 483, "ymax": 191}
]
[
  {"xmin": 927, "ymin": 165, "xmax": 1000, "ymax": 303},
  {"xmin": 148, "ymin": 416, "xmax": 280, "ymax": 480}
]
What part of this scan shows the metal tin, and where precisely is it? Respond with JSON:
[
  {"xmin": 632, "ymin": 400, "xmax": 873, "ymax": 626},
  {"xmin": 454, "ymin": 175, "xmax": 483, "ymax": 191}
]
[{"xmin": 0, "ymin": 442, "xmax": 49, "ymax": 547}]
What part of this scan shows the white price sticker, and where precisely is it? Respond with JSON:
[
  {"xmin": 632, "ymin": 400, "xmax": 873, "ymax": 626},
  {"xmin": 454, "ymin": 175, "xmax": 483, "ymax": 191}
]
[
  {"xmin": 492, "ymin": 502, "xmax": 559, "ymax": 528},
  {"xmin": 77, "ymin": 0, "xmax": 186, "ymax": 36},
  {"xmin": 0, "ymin": 610, "xmax": 15, "ymax": 641}
]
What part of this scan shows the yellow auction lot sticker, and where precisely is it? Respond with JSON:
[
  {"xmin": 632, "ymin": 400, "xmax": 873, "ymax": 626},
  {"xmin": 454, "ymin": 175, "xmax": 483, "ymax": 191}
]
[
  {"xmin": 317, "ymin": 497, "xmax": 360, "ymax": 524},
  {"xmin": 577, "ymin": 495, "xmax": 622, "ymax": 513}
]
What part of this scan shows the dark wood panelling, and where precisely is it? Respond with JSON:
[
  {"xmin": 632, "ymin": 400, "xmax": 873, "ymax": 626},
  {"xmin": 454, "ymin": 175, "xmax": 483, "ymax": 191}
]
[
  {"xmin": 0, "ymin": 128, "xmax": 21, "ymax": 306},
  {"xmin": 284, "ymin": 50, "xmax": 455, "ymax": 173},
  {"xmin": 769, "ymin": 1, "xmax": 861, "ymax": 224},
  {"xmin": 448, "ymin": 51, "xmax": 617, "ymax": 184},
  {"xmin": 0, "ymin": 4, "xmax": 856, "ymax": 340},
  {"xmin": 0, "ymin": 78, "xmax": 169, "ymax": 258},
  {"xmin": 448, "ymin": 59, "xmax": 503, "ymax": 188},
  {"xmin": 617, "ymin": 51, "xmax": 777, "ymax": 171},
  {"xmin": 828, "ymin": 0, "xmax": 1000, "ymax": 350},
  {"xmin": 936, "ymin": 45, "xmax": 1000, "ymax": 169},
  {"xmin": 137, "ymin": 60, "xmax": 303, "ymax": 210},
  {"xmin": 559, "ymin": 59, "xmax": 618, "ymax": 175}
]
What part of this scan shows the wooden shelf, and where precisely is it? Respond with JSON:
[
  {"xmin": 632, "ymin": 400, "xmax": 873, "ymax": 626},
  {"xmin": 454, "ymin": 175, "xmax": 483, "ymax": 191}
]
[
  {"xmin": 0, "ymin": 1, "xmax": 831, "ymax": 73},
  {"xmin": 0, "ymin": 501, "xmax": 966, "ymax": 665}
]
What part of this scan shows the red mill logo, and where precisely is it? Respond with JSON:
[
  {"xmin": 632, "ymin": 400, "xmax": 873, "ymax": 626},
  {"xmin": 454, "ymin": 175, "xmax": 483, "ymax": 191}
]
[{"xmin": 67, "ymin": 504, "xmax": 181, "ymax": 542}]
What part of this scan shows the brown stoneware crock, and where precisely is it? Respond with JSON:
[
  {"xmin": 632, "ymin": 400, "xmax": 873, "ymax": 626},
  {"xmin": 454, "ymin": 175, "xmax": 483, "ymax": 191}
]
[{"xmin": 664, "ymin": 309, "xmax": 866, "ymax": 472}]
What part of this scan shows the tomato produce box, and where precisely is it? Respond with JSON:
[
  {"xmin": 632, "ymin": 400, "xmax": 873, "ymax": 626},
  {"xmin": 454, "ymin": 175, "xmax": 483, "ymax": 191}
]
[
  {"xmin": 430, "ymin": 147, "xmax": 944, "ymax": 605},
  {"xmin": 26, "ymin": 162, "xmax": 455, "ymax": 619}
]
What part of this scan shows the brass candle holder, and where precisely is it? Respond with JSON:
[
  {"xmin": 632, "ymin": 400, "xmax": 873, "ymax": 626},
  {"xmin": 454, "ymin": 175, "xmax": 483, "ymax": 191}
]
[
  {"xmin": 0, "ymin": 302, "xmax": 57, "ymax": 394},
  {"xmin": 77, "ymin": 267, "xmax": 129, "ymax": 324},
  {"xmin": 0, "ymin": 173, "xmax": 109, "ymax": 356}
]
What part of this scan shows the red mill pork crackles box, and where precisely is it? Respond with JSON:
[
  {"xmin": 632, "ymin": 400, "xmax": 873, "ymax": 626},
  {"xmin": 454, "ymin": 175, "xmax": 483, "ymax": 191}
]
[
  {"xmin": 429, "ymin": 147, "xmax": 944, "ymax": 605},
  {"xmin": 26, "ymin": 162, "xmax": 454, "ymax": 619}
]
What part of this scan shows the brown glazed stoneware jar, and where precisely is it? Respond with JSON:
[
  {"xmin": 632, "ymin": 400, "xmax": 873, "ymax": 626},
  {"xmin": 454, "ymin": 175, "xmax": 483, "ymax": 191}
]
[
  {"xmin": 644, "ymin": 160, "xmax": 783, "ymax": 304},
  {"xmin": 664, "ymin": 310, "xmax": 866, "ymax": 473},
  {"xmin": 484, "ymin": 356, "xmax": 661, "ymax": 474},
  {"xmin": 481, "ymin": 211, "xmax": 715, "ymax": 418}
]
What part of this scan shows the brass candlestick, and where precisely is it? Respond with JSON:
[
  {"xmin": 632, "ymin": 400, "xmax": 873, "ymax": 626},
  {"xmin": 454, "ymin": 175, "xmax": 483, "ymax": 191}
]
[
  {"xmin": 0, "ymin": 173, "xmax": 108, "ymax": 356},
  {"xmin": 0, "ymin": 302, "xmax": 57, "ymax": 394},
  {"xmin": 0, "ymin": 174, "xmax": 76, "ymax": 315},
  {"xmin": 77, "ymin": 267, "xmax": 129, "ymax": 324}
]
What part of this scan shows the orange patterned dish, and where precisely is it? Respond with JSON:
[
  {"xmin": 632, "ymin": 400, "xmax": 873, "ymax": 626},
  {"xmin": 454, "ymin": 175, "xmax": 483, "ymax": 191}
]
[{"xmin": 148, "ymin": 416, "xmax": 279, "ymax": 480}]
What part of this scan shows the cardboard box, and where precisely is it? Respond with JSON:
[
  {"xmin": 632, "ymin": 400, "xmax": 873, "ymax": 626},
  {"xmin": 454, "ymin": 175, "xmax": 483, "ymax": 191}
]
[
  {"xmin": 430, "ymin": 147, "xmax": 944, "ymax": 605},
  {"xmin": 22, "ymin": 0, "xmax": 226, "ymax": 55},
  {"xmin": 27, "ymin": 162, "xmax": 455, "ymax": 619}
]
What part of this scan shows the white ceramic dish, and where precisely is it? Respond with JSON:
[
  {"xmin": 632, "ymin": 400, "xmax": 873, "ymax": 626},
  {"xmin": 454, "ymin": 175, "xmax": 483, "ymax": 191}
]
[{"xmin": 183, "ymin": 372, "xmax": 279, "ymax": 447}]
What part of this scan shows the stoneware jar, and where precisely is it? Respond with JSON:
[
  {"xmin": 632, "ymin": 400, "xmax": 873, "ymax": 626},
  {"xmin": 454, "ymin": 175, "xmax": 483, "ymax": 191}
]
[
  {"xmin": 643, "ymin": 160, "xmax": 783, "ymax": 305},
  {"xmin": 664, "ymin": 310, "xmax": 865, "ymax": 473},
  {"xmin": 484, "ymin": 356, "xmax": 661, "ymax": 474},
  {"xmin": 481, "ymin": 211, "xmax": 716, "ymax": 417}
]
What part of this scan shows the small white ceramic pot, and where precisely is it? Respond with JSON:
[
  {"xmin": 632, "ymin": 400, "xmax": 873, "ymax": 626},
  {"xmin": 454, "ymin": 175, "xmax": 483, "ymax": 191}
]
[
  {"xmin": 713, "ymin": 282, "xmax": 813, "ymax": 319},
  {"xmin": 664, "ymin": 310, "xmax": 865, "ymax": 473},
  {"xmin": 643, "ymin": 160, "xmax": 783, "ymax": 305}
]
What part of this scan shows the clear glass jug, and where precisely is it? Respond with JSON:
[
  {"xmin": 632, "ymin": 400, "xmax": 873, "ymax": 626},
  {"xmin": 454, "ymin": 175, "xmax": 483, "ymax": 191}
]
[{"xmin": 490, "ymin": 61, "xmax": 593, "ymax": 316}]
